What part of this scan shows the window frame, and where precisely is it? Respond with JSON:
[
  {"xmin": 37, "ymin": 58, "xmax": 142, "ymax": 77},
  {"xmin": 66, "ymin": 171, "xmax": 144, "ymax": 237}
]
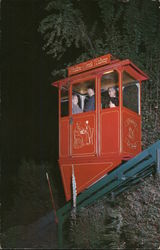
[
  {"xmin": 100, "ymin": 69, "xmax": 120, "ymax": 110},
  {"xmin": 71, "ymin": 76, "xmax": 96, "ymax": 115},
  {"xmin": 60, "ymin": 84, "xmax": 69, "ymax": 118},
  {"xmin": 122, "ymin": 70, "xmax": 141, "ymax": 115}
]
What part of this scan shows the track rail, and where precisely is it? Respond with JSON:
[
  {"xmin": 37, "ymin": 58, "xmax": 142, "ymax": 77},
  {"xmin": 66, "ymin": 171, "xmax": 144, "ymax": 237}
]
[{"xmin": 56, "ymin": 140, "xmax": 160, "ymax": 248}]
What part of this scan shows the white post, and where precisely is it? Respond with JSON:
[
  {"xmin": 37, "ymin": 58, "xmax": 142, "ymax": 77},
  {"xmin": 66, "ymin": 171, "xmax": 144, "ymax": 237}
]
[
  {"xmin": 157, "ymin": 149, "xmax": 160, "ymax": 174},
  {"xmin": 72, "ymin": 164, "xmax": 77, "ymax": 209}
]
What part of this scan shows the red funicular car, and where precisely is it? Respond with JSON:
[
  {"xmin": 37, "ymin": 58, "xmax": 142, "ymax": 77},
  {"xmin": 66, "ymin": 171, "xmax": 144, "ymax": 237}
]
[{"xmin": 52, "ymin": 54, "xmax": 148, "ymax": 201}]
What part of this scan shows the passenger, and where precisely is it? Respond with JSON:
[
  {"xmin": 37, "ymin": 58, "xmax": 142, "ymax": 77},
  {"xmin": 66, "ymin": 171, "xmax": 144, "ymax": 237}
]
[
  {"xmin": 72, "ymin": 95, "xmax": 82, "ymax": 114},
  {"xmin": 108, "ymin": 87, "xmax": 119, "ymax": 108},
  {"xmin": 84, "ymin": 87, "xmax": 95, "ymax": 112}
]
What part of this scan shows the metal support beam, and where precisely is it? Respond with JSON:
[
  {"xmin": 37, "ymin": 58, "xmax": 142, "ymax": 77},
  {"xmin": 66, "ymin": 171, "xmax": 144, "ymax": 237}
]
[{"xmin": 58, "ymin": 217, "xmax": 64, "ymax": 248}]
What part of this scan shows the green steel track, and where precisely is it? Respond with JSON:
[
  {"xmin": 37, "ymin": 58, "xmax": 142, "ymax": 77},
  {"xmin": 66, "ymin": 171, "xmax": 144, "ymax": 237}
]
[{"xmin": 56, "ymin": 140, "xmax": 160, "ymax": 248}]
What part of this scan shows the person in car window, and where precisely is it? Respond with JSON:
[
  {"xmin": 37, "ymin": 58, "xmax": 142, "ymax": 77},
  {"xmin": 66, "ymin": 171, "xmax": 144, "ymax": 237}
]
[
  {"xmin": 84, "ymin": 87, "xmax": 95, "ymax": 112},
  {"xmin": 72, "ymin": 94, "xmax": 82, "ymax": 114},
  {"xmin": 108, "ymin": 87, "xmax": 119, "ymax": 108}
]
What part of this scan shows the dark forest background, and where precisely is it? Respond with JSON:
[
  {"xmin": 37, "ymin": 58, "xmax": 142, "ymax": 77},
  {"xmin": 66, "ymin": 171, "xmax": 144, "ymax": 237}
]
[
  {"xmin": 2, "ymin": 0, "xmax": 160, "ymax": 170},
  {"xmin": 1, "ymin": 0, "xmax": 160, "ymax": 248}
]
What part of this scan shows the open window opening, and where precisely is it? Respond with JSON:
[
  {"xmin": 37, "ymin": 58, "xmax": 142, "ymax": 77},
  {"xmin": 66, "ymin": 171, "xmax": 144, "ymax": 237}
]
[
  {"xmin": 123, "ymin": 71, "xmax": 140, "ymax": 114},
  {"xmin": 101, "ymin": 70, "xmax": 119, "ymax": 109},
  {"xmin": 72, "ymin": 79, "xmax": 95, "ymax": 114},
  {"xmin": 61, "ymin": 86, "xmax": 69, "ymax": 117}
]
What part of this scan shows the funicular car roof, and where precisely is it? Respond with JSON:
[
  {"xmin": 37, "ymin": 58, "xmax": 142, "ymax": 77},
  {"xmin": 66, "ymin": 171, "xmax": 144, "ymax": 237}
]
[{"xmin": 52, "ymin": 57, "xmax": 148, "ymax": 88}]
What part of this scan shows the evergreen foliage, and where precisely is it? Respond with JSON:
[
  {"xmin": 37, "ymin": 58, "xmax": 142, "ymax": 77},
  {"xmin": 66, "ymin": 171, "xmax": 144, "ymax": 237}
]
[
  {"xmin": 39, "ymin": 0, "xmax": 160, "ymax": 79},
  {"xmin": 39, "ymin": 0, "xmax": 160, "ymax": 145},
  {"xmin": 68, "ymin": 175, "xmax": 160, "ymax": 249}
]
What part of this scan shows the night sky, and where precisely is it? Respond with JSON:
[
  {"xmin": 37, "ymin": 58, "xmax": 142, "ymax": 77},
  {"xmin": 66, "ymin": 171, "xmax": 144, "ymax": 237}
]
[{"xmin": 2, "ymin": 0, "xmax": 59, "ymax": 172}]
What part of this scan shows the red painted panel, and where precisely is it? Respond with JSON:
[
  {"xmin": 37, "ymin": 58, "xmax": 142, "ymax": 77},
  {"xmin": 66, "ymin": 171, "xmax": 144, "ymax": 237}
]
[
  {"xmin": 71, "ymin": 113, "xmax": 96, "ymax": 156},
  {"xmin": 100, "ymin": 109, "xmax": 119, "ymax": 155},
  {"xmin": 60, "ymin": 119, "xmax": 69, "ymax": 157},
  {"xmin": 122, "ymin": 108, "xmax": 141, "ymax": 156},
  {"xmin": 60, "ymin": 159, "xmax": 121, "ymax": 201}
]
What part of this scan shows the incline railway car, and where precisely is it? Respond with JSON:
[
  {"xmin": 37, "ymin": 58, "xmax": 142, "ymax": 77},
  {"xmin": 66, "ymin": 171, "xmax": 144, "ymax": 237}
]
[{"xmin": 52, "ymin": 54, "xmax": 148, "ymax": 201}]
